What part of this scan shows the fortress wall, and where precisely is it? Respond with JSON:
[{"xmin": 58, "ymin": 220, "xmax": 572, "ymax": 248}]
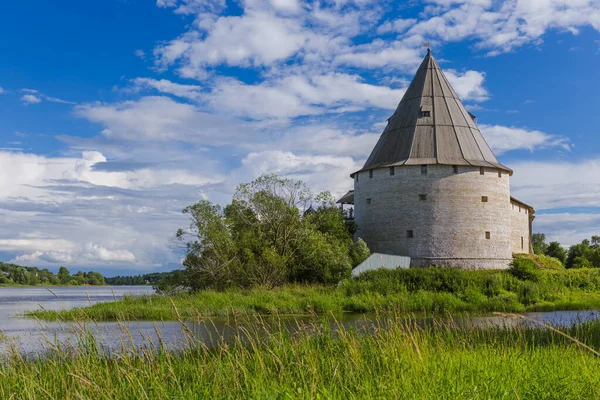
[
  {"xmin": 510, "ymin": 200, "xmax": 532, "ymax": 254},
  {"xmin": 354, "ymin": 165, "xmax": 513, "ymax": 270}
]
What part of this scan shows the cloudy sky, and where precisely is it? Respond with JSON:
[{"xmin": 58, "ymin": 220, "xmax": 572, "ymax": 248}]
[{"xmin": 1, "ymin": 0, "xmax": 600, "ymax": 275}]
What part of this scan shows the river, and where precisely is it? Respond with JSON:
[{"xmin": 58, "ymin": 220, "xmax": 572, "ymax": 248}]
[{"xmin": 0, "ymin": 286, "xmax": 599, "ymax": 357}]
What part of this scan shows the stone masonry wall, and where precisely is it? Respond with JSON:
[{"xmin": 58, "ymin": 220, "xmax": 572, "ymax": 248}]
[
  {"xmin": 354, "ymin": 165, "xmax": 513, "ymax": 270},
  {"xmin": 510, "ymin": 200, "xmax": 531, "ymax": 254}
]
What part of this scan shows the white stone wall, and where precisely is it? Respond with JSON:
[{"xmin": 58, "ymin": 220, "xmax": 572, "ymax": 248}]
[
  {"xmin": 510, "ymin": 201, "xmax": 531, "ymax": 254},
  {"xmin": 354, "ymin": 165, "xmax": 513, "ymax": 269}
]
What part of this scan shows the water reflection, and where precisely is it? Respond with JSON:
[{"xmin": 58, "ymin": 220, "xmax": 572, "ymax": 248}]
[{"xmin": 1, "ymin": 286, "xmax": 599, "ymax": 357}]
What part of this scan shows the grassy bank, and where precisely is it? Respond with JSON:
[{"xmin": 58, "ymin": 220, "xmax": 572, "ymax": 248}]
[
  {"xmin": 30, "ymin": 259, "xmax": 600, "ymax": 321},
  {"xmin": 1, "ymin": 315, "xmax": 600, "ymax": 399}
]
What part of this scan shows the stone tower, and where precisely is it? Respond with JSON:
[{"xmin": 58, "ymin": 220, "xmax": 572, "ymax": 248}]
[{"xmin": 346, "ymin": 50, "xmax": 534, "ymax": 269}]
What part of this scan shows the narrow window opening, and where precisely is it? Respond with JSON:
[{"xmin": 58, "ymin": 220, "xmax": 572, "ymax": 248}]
[
  {"xmin": 369, "ymin": 170, "xmax": 373, "ymax": 179},
  {"xmin": 421, "ymin": 165, "xmax": 428, "ymax": 174},
  {"xmin": 366, "ymin": 198, "xmax": 372, "ymax": 205},
  {"xmin": 525, "ymin": 209, "xmax": 528, "ymax": 214},
  {"xmin": 485, "ymin": 231, "xmax": 491, "ymax": 240},
  {"xmin": 480, "ymin": 167, "xmax": 485, "ymax": 175},
  {"xmin": 518, "ymin": 206, "xmax": 521, "ymax": 213},
  {"xmin": 521, "ymin": 237, "xmax": 524, "ymax": 249},
  {"xmin": 419, "ymin": 194, "xmax": 427, "ymax": 201},
  {"xmin": 498, "ymin": 170, "xmax": 502, "ymax": 178},
  {"xmin": 355, "ymin": 174, "xmax": 359, "ymax": 182},
  {"xmin": 407, "ymin": 230, "xmax": 414, "ymax": 239},
  {"xmin": 389, "ymin": 166, "xmax": 395, "ymax": 176},
  {"xmin": 481, "ymin": 196, "xmax": 488, "ymax": 203},
  {"xmin": 419, "ymin": 111, "xmax": 431, "ymax": 118},
  {"xmin": 453, "ymin": 165, "xmax": 458, "ymax": 174}
]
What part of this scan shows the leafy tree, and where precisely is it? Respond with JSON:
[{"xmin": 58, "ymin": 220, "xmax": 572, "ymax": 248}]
[
  {"xmin": 86, "ymin": 271, "xmax": 105, "ymax": 285},
  {"xmin": 12, "ymin": 267, "xmax": 30, "ymax": 285},
  {"xmin": 567, "ymin": 240, "xmax": 591, "ymax": 268},
  {"xmin": 546, "ymin": 241, "xmax": 567, "ymax": 265},
  {"xmin": 532, "ymin": 233, "xmax": 548, "ymax": 255},
  {"xmin": 175, "ymin": 174, "xmax": 365, "ymax": 291},
  {"xmin": 572, "ymin": 256, "xmax": 593, "ymax": 269},
  {"xmin": 58, "ymin": 266, "xmax": 71, "ymax": 284},
  {"xmin": 28, "ymin": 273, "xmax": 40, "ymax": 286},
  {"xmin": 73, "ymin": 273, "xmax": 86, "ymax": 285},
  {"xmin": 350, "ymin": 238, "xmax": 370, "ymax": 267}
]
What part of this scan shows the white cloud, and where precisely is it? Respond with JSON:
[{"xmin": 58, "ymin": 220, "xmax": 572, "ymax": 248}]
[
  {"xmin": 445, "ymin": 69, "xmax": 489, "ymax": 102},
  {"xmin": 266, "ymin": 125, "xmax": 380, "ymax": 157},
  {"xmin": 533, "ymin": 212, "xmax": 600, "ymax": 247},
  {"xmin": 21, "ymin": 94, "xmax": 42, "ymax": 104},
  {"xmin": 511, "ymin": 158, "xmax": 600, "ymax": 211},
  {"xmin": 234, "ymin": 150, "xmax": 360, "ymax": 197},
  {"xmin": 334, "ymin": 41, "xmax": 423, "ymax": 71},
  {"xmin": 405, "ymin": 0, "xmax": 600, "ymax": 55},
  {"xmin": 154, "ymin": 11, "xmax": 309, "ymax": 78},
  {"xmin": 15, "ymin": 250, "xmax": 75, "ymax": 264},
  {"xmin": 206, "ymin": 74, "xmax": 406, "ymax": 119},
  {"xmin": 156, "ymin": 0, "xmax": 226, "ymax": 15},
  {"xmin": 480, "ymin": 124, "xmax": 571, "ymax": 155},
  {"xmin": 0, "ymin": 149, "xmax": 224, "ymax": 268},
  {"xmin": 0, "ymin": 238, "xmax": 76, "ymax": 253},
  {"xmin": 83, "ymin": 244, "xmax": 136, "ymax": 262},
  {"xmin": 75, "ymin": 96, "xmax": 256, "ymax": 144},
  {"xmin": 0, "ymin": 87, "xmax": 4, "ymax": 94},
  {"xmin": 20, "ymin": 89, "xmax": 75, "ymax": 105},
  {"xmin": 131, "ymin": 78, "xmax": 203, "ymax": 101},
  {"xmin": 376, "ymin": 18, "xmax": 417, "ymax": 34},
  {"xmin": 131, "ymin": 75, "xmax": 407, "ymax": 120}
]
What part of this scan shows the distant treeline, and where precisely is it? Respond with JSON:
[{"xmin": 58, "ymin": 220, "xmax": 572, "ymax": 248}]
[
  {"xmin": 105, "ymin": 272, "xmax": 173, "ymax": 286},
  {"xmin": 0, "ymin": 263, "xmax": 105, "ymax": 286},
  {"xmin": 533, "ymin": 234, "xmax": 600, "ymax": 268}
]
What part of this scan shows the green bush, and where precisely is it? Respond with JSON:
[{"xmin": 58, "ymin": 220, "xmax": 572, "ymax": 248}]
[
  {"xmin": 518, "ymin": 282, "xmax": 540, "ymax": 306},
  {"xmin": 509, "ymin": 256, "xmax": 539, "ymax": 281},
  {"xmin": 537, "ymin": 254, "xmax": 564, "ymax": 270},
  {"xmin": 482, "ymin": 274, "xmax": 503, "ymax": 297}
]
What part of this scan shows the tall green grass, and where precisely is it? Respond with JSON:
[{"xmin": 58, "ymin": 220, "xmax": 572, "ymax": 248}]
[
  {"xmin": 1, "ymin": 314, "xmax": 600, "ymax": 399},
  {"xmin": 30, "ymin": 263, "xmax": 600, "ymax": 321}
]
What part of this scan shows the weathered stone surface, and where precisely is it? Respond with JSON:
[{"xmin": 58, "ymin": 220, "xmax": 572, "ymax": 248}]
[
  {"xmin": 354, "ymin": 165, "xmax": 529, "ymax": 270},
  {"xmin": 510, "ymin": 200, "xmax": 531, "ymax": 254}
]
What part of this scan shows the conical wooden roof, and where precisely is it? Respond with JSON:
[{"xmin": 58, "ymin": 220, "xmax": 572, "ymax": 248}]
[{"xmin": 353, "ymin": 50, "xmax": 511, "ymax": 176}]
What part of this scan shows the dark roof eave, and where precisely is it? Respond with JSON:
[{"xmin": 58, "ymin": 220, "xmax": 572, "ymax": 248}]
[
  {"xmin": 350, "ymin": 162, "xmax": 513, "ymax": 178},
  {"xmin": 336, "ymin": 190, "xmax": 355, "ymax": 204}
]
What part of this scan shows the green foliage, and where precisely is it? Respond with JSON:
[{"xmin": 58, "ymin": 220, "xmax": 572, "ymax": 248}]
[
  {"xmin": 58, "ymin": 266, "xmax": 71, "ymax": 284},
  {"xmin": 86, "ymin": 271, "xmax": 105, "ymax": 285},
  {"xmin": 517, "ymin": 282, "xmax": 540, "ymax": 305},
  {"xmin": 566, "ymin": 236, "xmax": 600, "ymax": 269},
  {"xmin": 532, "ymin": 233, "xmax": 548, "ymax": 255},
  {"xmin": 11, "ymin": 266, "xmax": 30, "ymax": 285},
  {"xmin": 106, "ymin": 272, "xmax": 173, "ymax": 286},
  {"xmin": 509, "ymin": 255, "xmax": 540, "ymax": 281},
  {"xmin": 174, "ymin": 174, "xmax": 363, "ymax": 291},
  {"xmin": 0, "ymin": 262, "xmax": 104, "ymax": 286},
  {"xmin": 349, "ymin": 238, "xmax": 370, "ymax": 267},
  {"xmin": 546, "ymin": 241, "xmax": 567, "ymax": 264},
  {"xmin": 37, "ymin": 262, "xmax": 600, "ymax": 321},
  {"xmin": 537, "ymin": 254, "xmax": 564, "ymax": 270}
]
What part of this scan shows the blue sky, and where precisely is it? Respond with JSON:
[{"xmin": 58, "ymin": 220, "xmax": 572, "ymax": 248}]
[{"xmin": 1, "ymin": 0, "xmax": 600, "ymax": 275}]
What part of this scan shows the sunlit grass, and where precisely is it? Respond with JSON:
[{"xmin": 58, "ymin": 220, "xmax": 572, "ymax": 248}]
[
  {"xmin": 1, "ymin": 314, "xmax": 600, "ymax": 399},
  {"xmin": 29, "ymin": 266, "xmax": 600, "ymax": 321}
]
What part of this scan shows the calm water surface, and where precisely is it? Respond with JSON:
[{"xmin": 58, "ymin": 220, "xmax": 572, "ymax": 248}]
[{"xmin": 0, "ymin": 286, "xmax": 599, "ymax": 356}]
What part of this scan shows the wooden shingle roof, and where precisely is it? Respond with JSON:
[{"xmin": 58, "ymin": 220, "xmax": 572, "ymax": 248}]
[{"xmin": 352, "ymin": 50, "xmax": 512, "ymax": 177}]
